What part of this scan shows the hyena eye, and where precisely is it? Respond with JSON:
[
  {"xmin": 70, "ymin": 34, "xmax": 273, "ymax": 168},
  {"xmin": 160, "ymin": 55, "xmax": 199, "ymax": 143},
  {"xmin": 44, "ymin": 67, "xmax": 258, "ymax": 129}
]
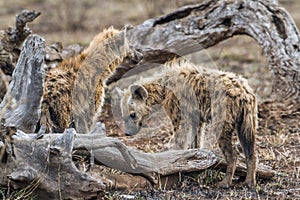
[{"xmin": 129, "ymin": 113, "xmax": 136, "ymax": 120}]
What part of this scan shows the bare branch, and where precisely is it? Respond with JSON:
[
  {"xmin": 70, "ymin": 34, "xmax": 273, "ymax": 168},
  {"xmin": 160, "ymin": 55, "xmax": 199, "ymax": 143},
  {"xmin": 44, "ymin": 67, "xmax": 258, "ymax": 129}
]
[{"xmin": 107, "ymin": 0, "xmax": 300, "ymax": 115}]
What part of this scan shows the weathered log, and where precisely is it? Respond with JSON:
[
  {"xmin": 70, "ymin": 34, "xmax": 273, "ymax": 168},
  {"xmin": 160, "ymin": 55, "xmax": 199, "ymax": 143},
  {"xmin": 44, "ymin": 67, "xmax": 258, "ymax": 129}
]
[
  {"xmin": 0, "ymin": 127, "xmax": 275, "ymax": 198},
  {"xmin": 107, "ymin": 0, "xmax": 300, "ymax": 116},
  {"xmin": 0, "ymin": 10, "xmax": 41, "ymax": 76},
  {"xmin": 2, "ymin": 1, "xmax": 299, "ymax": 115},
  {"xmin": 0, "ymin": 10, "xmax": 41, "ymax": 102},
  {"xmin": 1, "ymin": 129, "xmax": 105, "ymax": 199},
  {"xmin": 0, "ymin": 35, "xmax": 45, "ymax": 133}
]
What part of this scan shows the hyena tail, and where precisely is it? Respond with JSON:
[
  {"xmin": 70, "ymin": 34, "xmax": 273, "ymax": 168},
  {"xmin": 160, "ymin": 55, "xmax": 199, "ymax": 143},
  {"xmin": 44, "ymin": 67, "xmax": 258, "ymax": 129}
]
[{"xmin": 236, "ymin": 101, "xmax": 257, "ymax": 159}]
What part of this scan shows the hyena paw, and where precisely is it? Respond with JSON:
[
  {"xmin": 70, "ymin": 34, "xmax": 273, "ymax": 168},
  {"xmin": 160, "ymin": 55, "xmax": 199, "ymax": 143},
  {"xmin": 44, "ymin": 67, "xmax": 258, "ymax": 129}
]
[
  {"xmin": 216, "ymin": 180, "xmax": 231, "ymax": 188},
  {"xmin": 242, "ymin": 180, "xmax": 256, "ymax": 189}
]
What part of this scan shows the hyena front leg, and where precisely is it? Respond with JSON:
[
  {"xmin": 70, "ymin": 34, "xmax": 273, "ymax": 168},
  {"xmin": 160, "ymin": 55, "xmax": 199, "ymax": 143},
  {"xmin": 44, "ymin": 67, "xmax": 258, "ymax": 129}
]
[
  {"xmin": 217, "ymin": 122, "xmax": 236, "ymax": 188},
  {"xmin": 173, "ymin": 123, "xmax": 193, "ymax": 150},
  {"xmin": 172, "ymin": 116, "xmax": 196, "ymax": 150},
  {"xmin": 196, "ymin": 122, "xmax": 206, "ymax": 149}
]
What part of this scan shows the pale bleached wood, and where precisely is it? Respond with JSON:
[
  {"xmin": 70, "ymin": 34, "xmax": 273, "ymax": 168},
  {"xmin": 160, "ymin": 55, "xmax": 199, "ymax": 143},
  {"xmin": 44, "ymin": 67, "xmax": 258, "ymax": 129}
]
[
  {"xmin": 0, "ymin": 10, "xmax": 41, "ymax": 76},
  {"xmin": 0, "ymin": 120, "xmax": 275, "ymax": 198},
  {"xmin": 0, "ymin": 35, "xmax": 45, "ymax": 133},
  {"xmin": 107, "ymin": 0, "xmax": 300, "ymax": 116},
  {"xmin": 1, "ymin": 129, "xmax": 105, "ymax": 199}
]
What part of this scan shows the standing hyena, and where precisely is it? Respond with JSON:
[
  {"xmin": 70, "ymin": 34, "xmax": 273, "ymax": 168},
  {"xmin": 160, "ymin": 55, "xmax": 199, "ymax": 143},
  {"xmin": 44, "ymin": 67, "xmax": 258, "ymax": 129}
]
[
  {"xmin": 119, "ymin": 58, "xmax": 257, "ymax": 188},
  {"xmin": 39, "ymin": 27, "xmax": 142, "ymax": 133}
]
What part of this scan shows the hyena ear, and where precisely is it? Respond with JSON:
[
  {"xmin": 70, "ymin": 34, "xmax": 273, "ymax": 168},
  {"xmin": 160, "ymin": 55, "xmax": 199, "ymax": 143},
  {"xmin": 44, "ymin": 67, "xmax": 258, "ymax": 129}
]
[{"xmin": 130, "ymin": 84, "xmax": 148, "ymax": 101}]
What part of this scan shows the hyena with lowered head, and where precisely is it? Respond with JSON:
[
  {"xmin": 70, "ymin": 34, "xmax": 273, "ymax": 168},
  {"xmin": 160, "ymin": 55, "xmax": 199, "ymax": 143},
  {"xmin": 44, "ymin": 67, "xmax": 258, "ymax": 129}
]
[
  {"xmin": 39, "ymin": 27, "xmax": 142, "ymax": 133},
  {"xmin": 119, "ymin": 58, "xmax": 258, "ymax": 188}
]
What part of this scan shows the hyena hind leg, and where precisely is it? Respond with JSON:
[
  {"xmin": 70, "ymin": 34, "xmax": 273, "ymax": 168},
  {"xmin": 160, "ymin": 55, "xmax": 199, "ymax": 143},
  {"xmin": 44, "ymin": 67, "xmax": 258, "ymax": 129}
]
[
  {"xmin": 217, "ymin": 124, "xmax": 236, "ymax": 188},
  {"xmin": 243, "ymin": 147, "xmax": 257, "ymax": 188}
]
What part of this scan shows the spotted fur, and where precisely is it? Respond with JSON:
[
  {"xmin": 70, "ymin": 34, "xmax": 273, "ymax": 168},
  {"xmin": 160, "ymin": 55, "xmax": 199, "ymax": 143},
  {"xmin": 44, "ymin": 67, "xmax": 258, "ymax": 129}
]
[
  {"xmin": 39, "ymin": 27, "xmax": 142, "ymax": 133},
  {"xmin": 120, "ymin": 58, "xmax": 257, "ymax": 188}
]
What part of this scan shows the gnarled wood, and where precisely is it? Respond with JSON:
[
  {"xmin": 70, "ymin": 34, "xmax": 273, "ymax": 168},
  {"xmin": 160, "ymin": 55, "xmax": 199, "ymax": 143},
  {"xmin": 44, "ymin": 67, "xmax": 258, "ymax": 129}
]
[
  {"xmin": 2, "ymin": 129, "xmax": 105, "ymax": 199},
  {"xmin": 0, "ymin": 127, "xmax": 275, "ymax": 198},
  {"xmin": 0, "ymin": 35, "xmax": 45, "ymax": 133},
  {"xmin": 0, "ymin": 10, "xmax": 41, "ymax": 102},
  {"xmin": 107, "ymin": 0, "xmax": 300, "ymax": 116},
  {"xmin": 0, "ymin": 10, "xmax": 41, "ymax": 76}
]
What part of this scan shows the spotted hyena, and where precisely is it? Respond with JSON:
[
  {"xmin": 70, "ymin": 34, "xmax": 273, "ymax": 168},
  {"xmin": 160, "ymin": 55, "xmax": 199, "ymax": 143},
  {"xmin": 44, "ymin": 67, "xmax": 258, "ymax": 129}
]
[
  {"xmin": 39, "ymin": 27, "xmax": 142, "ymax": 133},
  {"xmin": 119, "ymin": 58, "xmax": 257, "ymax": 188}
]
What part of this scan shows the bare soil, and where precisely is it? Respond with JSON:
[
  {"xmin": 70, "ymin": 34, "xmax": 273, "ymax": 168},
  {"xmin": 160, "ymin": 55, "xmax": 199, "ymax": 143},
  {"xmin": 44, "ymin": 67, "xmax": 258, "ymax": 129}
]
[{"xmin": 1, "ymin": 0, "xmax": 299, "ymax": 199}]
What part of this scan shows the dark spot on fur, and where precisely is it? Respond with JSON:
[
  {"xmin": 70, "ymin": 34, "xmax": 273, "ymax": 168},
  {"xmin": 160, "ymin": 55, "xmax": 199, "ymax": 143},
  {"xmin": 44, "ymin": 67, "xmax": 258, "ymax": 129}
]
[
  {"xmin": 58, "ymin": 74, "xmax": 64, "ymax": 79},
  {"xmin": 49, "ymin": 78, "xmax": 57, "ymax": 82},
  {"xmin": 66, "ymin": 71, "xmax": 73, "ymax": 78},
  {"xmin": 214, "ymin": 91, "xmax": 219, "ymax": 98},
  {"xmin": 207, "ymin": 80, "xmax": 212, "ymax": 86}
]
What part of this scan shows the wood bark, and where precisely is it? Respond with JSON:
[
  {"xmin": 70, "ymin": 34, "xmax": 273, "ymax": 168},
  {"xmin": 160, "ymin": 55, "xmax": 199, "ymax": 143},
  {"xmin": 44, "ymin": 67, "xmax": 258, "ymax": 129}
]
[
  {"xmin": 0, "ymin": 126, "xmax": 275, "ymax": 199},
  {"xmin": 0, "ymin": 10, "xmax": 41, "ymax": 104},
  {"xmin": 107, "ymin": 0, "xmax": 300, "ymax": 116},
  {"xmin": 1, "ymin": 128, "xmax": 105, "ymax": 199},
  {"xmin": 0, "ymin": 35, "xmax": 45, "ymax": 133},
  {"xmin": 0, "ymin": 10, "xmax": 41, "ymax": 76}
]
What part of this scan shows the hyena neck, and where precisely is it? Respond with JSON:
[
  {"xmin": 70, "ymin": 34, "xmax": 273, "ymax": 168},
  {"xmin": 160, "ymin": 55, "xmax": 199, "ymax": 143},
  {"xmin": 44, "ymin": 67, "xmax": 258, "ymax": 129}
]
[
  {"xmin": 143, "ymin": 81, "xmax": 166, "ymax": 107},
  {"xmin": 84, "ymin": 38, "xmax": 126, "ymax": 84},
  {"xmin": 72, "ymin": 32, "xmax": 126, "ymax": 133}
]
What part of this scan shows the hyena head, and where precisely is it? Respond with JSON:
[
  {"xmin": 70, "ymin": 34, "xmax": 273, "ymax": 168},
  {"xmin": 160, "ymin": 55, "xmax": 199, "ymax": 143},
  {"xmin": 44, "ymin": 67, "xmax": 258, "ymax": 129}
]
[{"xmin": 119, "ymin": 84, "xmax": 150, "ymax": 136}]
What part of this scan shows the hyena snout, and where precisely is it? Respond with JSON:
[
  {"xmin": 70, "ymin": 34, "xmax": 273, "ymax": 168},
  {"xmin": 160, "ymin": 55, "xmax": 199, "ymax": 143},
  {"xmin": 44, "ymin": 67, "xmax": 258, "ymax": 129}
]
[
  {"xmin": 124, "ymin": 123, "xmax": 141, "ymax": 136},
  {"xmin": 124, "ymin": 117, "xmax": 142, "ymax": 136}
]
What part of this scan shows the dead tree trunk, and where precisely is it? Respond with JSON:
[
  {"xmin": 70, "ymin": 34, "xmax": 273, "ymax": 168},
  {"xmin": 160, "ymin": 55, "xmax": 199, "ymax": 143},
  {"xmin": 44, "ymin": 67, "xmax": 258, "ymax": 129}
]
[
  {"xmin": 1, "ymin": 129, "xmax": 106, "ymax": 199},
  {"xmin": 0, "ymin": 126, "xmax": 275, "ymax": 199},
  {"xmin": 0, "ymin": 35, "xmax": 45, "ymax": 133},
  {"xmin": 0, "ymin": 10, "xmax": 41, "ymax": 103},
  {"xmin": 2, "ymin": 1, "xmax": 299, "ymax": 115},
  {"xmin": 0, "ymin": 10, "xmax": 41, "ymax": 76},
  {"xmin": 108, "ymin": 0, "xmax": 300, "ymax": 116}
]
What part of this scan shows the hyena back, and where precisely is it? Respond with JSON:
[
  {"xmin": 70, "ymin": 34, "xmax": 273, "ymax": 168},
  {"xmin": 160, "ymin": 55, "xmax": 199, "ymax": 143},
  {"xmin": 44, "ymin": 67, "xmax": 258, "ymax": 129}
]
[
  {"xmin": 39, "ymin": 27, "xmax": 142, "ymax": 133},
  {"xmin": 119, "ymin": 59, "xmax": 257, "ymax": 188}
]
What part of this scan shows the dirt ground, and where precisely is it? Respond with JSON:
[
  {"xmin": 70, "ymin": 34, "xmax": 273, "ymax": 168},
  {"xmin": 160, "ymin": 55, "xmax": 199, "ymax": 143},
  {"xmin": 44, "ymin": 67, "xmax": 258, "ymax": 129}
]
[{"xmin": 0, "ymin": 0, "xmax": 299, "ymax": 199}]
